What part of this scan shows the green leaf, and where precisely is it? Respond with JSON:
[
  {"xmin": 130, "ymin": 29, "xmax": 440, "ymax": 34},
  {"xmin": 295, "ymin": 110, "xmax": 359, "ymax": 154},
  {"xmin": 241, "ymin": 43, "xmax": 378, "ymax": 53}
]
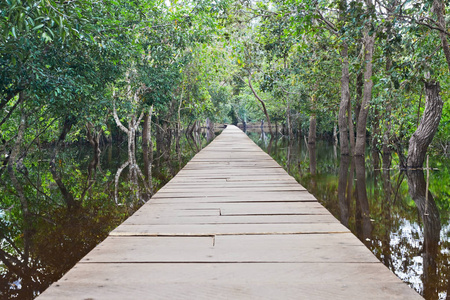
[{"xmin": 33, "ymin": 24, "xmax": 44, "ymax": 30}]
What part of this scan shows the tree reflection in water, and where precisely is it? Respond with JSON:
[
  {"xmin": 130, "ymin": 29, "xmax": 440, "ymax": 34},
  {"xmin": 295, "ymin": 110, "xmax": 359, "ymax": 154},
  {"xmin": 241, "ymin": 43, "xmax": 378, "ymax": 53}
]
[
  {"xmin": 354, "ymin": 156, "xmax": 373, "ymax": 242},
  {"xmin": 407, "ymin": 170, "xmax": 440, "ymax": 299},
  {"xmin": 338, "ymin": 155, "xmax": 350, "ymax": 227},
  {"xmin": 248, "ymin": 132, "xmax": 449, "ymax": 300}
]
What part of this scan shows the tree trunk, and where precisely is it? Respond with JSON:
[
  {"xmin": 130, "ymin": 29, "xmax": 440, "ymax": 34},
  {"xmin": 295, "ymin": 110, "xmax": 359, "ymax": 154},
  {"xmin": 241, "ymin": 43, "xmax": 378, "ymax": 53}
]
[
  {"xmin": 50, "ymin": 116, "xmax": 78, "ymax": 209},
  {"xmin": 142, "ymin": 106, "xmax": 153, "ymax": 193},
  {"xmin": 355, "ymin": 32, "xmax": 376, "ymax": 156},
  {"xmin": 338, "ymin": 42, "xmax": 351, "ymax": 155},
  {"xmin": 308, "ymin": 114, "xmax": 316, "ymax": 144},
  {"xmin": 407, "ymin": 81, "xmax": 443, "ymax": 168},
  {"xmin": 382, "ymin": 29, "xmax": 394, "ymax": 155},
  {"xmin": 112, "ymin": 96, "xmax": 146, "ymax": 202},
  {"xmin": 433, "ymin": 0, "xmax": 450, "ymax": 72},
  {"xmin": 176, "ymin": 91, "xmax": 183, "ymax": 159},
  {"xmin": 371, "ymin": 107, "xmax": 381, "ymax": 150},
  {"xmin": 297, "ymin": 116, "xmax": 302, "ymax": 137},
  {"xmin": 353, "ymin": 70, "xmax": 363, "ymax": 150},
  {"xmin": 248, "ymin": 72, "xmax": 273, "ymax": 136},
  {"xmin": 286, "ymin": 102, "xmax": 293, "ymax": 139}
]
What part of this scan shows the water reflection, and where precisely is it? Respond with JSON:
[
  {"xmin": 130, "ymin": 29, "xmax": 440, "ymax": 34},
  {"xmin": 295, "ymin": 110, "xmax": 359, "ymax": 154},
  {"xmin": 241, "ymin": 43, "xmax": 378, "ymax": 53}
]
[
  {"xmin": 338, "ymin": 155, "xmax": 350, "ymax": 227},
  {"xmin": 407, "ymin": 170, "xmax": 441, "ymax": 299},
  {"xmin": 247, "ymin": 132, "xmax": 449, "ymax": 300},
  {"xmin": 0, "ymin": 131, "xmax": 214, "ymax": 299},
  {"xmin": 354, "ymin": 156, "xmax": 373, "ymax": 242}
]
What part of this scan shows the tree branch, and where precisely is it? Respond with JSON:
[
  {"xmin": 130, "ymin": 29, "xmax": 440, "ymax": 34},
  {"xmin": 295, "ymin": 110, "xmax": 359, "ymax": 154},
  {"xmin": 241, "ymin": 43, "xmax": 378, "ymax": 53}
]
[
  {"xmin": 247, "ymin": 71, "xmax": 273, "ymax": 135},
  {"xmin": 0, "ymin": 94, "xmax": 25, "ymax": 127},
  {"xmin": 113, "ymin": 101, "xmax": 130, "ymax": 134}
]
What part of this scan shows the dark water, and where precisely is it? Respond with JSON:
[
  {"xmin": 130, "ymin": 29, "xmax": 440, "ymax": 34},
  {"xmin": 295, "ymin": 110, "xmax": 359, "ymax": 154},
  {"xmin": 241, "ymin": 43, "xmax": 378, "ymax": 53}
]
[
  {"xmin": 0, "ymin": 131, "xmax": 215, "ymax": 299},
  {"xmin": 247, "ymin": 131, "xmax": 450, "ymax": 300}
]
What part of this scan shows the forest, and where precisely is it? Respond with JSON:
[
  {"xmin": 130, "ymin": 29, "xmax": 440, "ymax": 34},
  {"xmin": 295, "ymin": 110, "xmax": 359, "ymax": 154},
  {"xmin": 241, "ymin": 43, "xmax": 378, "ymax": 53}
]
[{"xmin": 1, "ymin": 0, "xmax": 450, "ymax": 299}]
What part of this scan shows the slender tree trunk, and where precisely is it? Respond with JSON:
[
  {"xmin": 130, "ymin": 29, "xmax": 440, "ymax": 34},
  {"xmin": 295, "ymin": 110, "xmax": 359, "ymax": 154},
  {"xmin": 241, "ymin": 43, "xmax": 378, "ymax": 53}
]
[
  {"xmin": 372, "ymin": 107, "xmax": 381, "ymax": 150},
  {"xmin": 382, "ymin": 15, "xmax": 394, "ymax": 155},
  {"xmin": 112, "ymin": 96, "xmax": 146, "ymax": 202},
  {"xmin": 297, "ymin": 116, "xmax": 302, "ymax": 137},
  {"xmin": 348, "ymin": 98, "xmax": 355, "ymax": 152},
  {"xmin": 176, "ymin": 90, "xmax": 183, "ymax": 158},
  {"xmin": 407, "ymin": 81, "xmax": 443, "ymax": 168},
  {"xmin": 352, "ymin": 70, "xmax": 363, "ymax": 151},
  {"xmin": 86, "ymin": 122, "xmax": 102, "ymax": 157},
  {"xmin": 114, "ymin": 161, "xmax": 130, "ymax": 204},
  {"xmin": 50, "ymin": 116, "xmax": 78, "ymax": 209},
  {"xmin": 347, "ymin": 156, "xmax": 355, "ymax": 219},
  {"xmin": 142, "ymin": 106, "xmax": 153, "ymax": 193},
  {"xmin": 248, "ymin": 72, "xmax": 273, "ymax": 136},
  {"xmin": 355, "ymin": 32, "xmax": 376, "ymax": 156},
  {"xmin": 308, "ymin": 114, "xmax": 316, "ymax": 144},
  {"xmin": 333, "ymin": 123, "xmax": 338, "ymax": 146},
  {"xmin": 162, "ymin": 121, "xmax": 170, "ymax": 161},
  {"xmin": 286, "ymin": 102, "xmax": 293, "ymax": 139},
  {"xmin": 433, "ymin": 0, "xmax": 450, "ymax": 71},
  {"xmin": 339, "ymin": 42, "xmax": 351, "ymax": 155}
]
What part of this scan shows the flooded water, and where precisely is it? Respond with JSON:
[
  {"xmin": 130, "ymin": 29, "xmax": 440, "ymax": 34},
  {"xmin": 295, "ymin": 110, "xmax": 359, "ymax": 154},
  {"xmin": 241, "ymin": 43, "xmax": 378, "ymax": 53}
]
[
  {"xmin": 0, "ymin": 131, "xmax": 215, "ymax": 299},
  {"xmin": 247, "ymin": 131, "xmax": 450, "ymax": 300}
]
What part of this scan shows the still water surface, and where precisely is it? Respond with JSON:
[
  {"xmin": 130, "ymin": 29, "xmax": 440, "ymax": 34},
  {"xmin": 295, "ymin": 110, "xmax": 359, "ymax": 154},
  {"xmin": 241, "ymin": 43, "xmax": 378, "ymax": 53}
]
[{"xmin": 247, "ymin": 131, "xmax": 450, "ymax": 300}]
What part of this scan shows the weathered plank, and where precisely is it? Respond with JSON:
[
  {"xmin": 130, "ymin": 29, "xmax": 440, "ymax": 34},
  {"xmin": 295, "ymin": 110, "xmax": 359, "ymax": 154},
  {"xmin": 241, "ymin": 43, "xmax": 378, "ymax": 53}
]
[
  {"xmin": 79, "ymin": 234, "xmax": 377, "ymax": 263},
  {"xmin": 121, "ymin": 214, "xmax": 339, "ymax": 225},
  {"xmin": 37, "ymin": 125, "xmax": 423, "ymax": 300},
  {"xmin": 109, "ymin": 223, "xmax": 350, "ymax": 236},
  {"xmin": 36, "ymin": 263, "xmax": 421, "ymax": 300}
]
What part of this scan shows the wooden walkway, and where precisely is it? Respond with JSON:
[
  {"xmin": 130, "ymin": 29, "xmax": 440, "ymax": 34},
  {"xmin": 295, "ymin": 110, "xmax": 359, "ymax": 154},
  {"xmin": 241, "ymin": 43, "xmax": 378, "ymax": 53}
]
[{"xmin": 38, "ymin": 125, "xmax": 422, "ymax": 299}]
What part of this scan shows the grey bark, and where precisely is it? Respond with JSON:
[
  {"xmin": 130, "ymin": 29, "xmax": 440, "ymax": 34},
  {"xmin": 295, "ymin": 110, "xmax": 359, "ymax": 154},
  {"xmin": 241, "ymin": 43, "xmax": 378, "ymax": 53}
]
[
  {"xmin": 338, "ymin": 42, "xmax": 351, "ymax": 155},
  {"xmin": 407, "ymin": 81, "xmax": 443, "ymax": 168},
  {"xmin": 142, "ymin": 106, "xmax": 154, "ymax": 193},
  {"xmin": 308, "ymin": 114, "xmax": 316, "ymax": 144},
  {"xmin": 433, "ymin": 0, "xmax": 450, "ymax": 72},
  {"xmin": 355, "ymin": 32, "xmax": 376, "ymax": 156},
  {"xmin": 248, "ymin": 72, "xmax": 273, "ymax": 136}
]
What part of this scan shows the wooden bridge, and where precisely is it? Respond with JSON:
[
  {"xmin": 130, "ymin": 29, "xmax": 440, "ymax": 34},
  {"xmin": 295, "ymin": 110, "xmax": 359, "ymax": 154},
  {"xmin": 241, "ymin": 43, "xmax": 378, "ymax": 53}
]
[{"xmin": 38, "ymin": 125, "xmax": 422, "ymax": 299}]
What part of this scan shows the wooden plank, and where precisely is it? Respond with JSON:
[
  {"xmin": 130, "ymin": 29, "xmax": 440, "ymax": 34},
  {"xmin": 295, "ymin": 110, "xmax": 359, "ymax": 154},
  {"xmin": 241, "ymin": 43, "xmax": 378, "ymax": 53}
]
[
  {"xmin": 109, "ymin": 223, "xmax": 350, "ymax": 236},
  {"xmin": 159, "ymin": 181, "xmax": 302, "ymax": 187},
  {"xmin": 149, "ymin": 196, "xmax": 317, "ymax": 204},
  {"xmin": 158, "ymin": 186, "xmax": 306, "ymax": 192},
  {"xmin": 37, "ymin": 263, "xmax": 422, "ymax": 300},
  {"xmin": 121, "ymin": 214, "xmax": 339, "ymax": 225},
  {"xmin": 78, "ymin": 234, "xmax": 376, "ymax": 263},
  {"xmin": 127, "ymin": 202, "xmax": 329, "ymax": 218},
  {"xmin": 151, "ymin": 192, "xmax": 312, "ymax": 200}
]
